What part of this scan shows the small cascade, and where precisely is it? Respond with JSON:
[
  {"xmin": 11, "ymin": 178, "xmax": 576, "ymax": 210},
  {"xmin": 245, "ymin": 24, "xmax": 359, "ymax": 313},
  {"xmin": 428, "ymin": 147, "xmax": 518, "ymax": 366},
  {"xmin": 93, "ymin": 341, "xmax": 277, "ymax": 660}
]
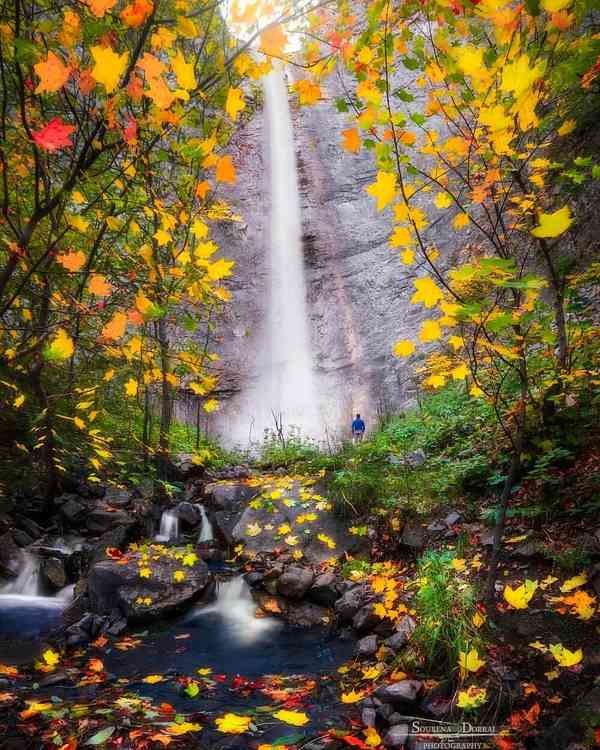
[
  {"xmin": 156, "ymin": 510, "xmax": 179, "ymax": 542},
  {"xmin": 1, "ymin": 551, "xmax": 40, "ymax": 596},
  {"xmin": 190, "ymin": 575, "xmax": 279, "ymax": 644},
  {"xmin": 197, "ymin": 505, "xmax": 214, "ymax": 543}
]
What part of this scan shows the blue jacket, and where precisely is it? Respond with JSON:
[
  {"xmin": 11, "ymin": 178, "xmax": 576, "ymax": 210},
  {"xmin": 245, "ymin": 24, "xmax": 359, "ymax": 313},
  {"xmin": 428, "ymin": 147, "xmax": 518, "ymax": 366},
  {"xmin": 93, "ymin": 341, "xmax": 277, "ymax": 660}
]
[{"xmin": 352, "ymin": 418, "xmax": 365, "ymax": 433}]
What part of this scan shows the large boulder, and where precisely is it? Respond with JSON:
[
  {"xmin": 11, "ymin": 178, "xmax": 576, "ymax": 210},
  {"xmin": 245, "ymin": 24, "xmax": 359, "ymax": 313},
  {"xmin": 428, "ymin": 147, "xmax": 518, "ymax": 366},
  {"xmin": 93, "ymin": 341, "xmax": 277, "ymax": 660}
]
[
  {"xmin": 204, "ymin": 481, "xmax": 257, "ymax": 510},
  {"xmin": 308, "ymin": 571, "xmax": 340, "ymax": 607},
  {"xmin": 335, "ymin": 585, "xmax": 369, "ymax": 622},
  {"xmin": 276, "ymin": 566, "xmax": 314, "ymax": 599},
  {"xmin": 60, "ymin": 497, "xmax": 86, "ymax": 524},
  {"xmin": 40, "ymin": 556, "xmax": 67, "ymax": 590},
  {"xmin": 231, "ymin": 480, "xmax": 368, "ymax": 562},
  {"xmin": 375, "ymin": 680, "xmax": 423, "ymax": 704},
  {"xmin": 87, "ymin": 508, "xmax": 134, "ymax": 535},
  {"xmin": 87, "ymin": 544, "xmax": 212, "ymax": 622}
]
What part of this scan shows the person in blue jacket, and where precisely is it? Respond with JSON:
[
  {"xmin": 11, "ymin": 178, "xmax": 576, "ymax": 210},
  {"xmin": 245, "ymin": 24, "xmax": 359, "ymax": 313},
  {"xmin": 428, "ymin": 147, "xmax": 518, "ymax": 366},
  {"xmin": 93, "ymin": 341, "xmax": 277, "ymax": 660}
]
[{"xmin": 351, "ymin": 413, "xmax": 366, "ymax": 443}]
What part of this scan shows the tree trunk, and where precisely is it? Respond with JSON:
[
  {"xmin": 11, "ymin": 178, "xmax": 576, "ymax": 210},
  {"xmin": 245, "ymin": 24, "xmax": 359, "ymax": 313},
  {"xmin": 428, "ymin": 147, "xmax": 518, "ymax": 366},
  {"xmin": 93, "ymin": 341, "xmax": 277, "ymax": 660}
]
[{"xmin": 156, "ymin": 318, "xmax": 172, "ymax": 478}]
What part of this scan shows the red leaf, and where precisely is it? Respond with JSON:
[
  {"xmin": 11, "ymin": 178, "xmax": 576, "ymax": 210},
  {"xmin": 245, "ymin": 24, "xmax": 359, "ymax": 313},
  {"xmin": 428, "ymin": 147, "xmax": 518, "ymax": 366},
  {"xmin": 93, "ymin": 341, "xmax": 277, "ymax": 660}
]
[
  {"xmin": 339, "ymin": 736, "xmax": 368, "ymax": 749},
  {"xmin": 32, "ymin": 118, "xmax": 75, "ymax": 151},
  {"xmin": 124, "ymin": 118, "xmax": 138, "ymax": 145}
]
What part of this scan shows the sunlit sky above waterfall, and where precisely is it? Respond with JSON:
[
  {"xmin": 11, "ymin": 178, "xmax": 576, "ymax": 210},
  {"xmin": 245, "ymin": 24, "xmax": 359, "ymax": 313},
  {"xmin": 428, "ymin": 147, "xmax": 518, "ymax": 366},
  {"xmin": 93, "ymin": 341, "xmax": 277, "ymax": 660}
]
[{"xmin": 225, "ymin": 0, "xmax": 312, "ymax": 54}]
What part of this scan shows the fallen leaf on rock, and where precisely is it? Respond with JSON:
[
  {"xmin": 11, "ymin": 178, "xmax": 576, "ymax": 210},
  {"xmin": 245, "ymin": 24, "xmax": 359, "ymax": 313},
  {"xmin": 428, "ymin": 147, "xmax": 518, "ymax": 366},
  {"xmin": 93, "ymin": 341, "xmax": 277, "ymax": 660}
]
[{"xmin": 215, "ymin": 713, "xmax": 252, "ymax": 733}]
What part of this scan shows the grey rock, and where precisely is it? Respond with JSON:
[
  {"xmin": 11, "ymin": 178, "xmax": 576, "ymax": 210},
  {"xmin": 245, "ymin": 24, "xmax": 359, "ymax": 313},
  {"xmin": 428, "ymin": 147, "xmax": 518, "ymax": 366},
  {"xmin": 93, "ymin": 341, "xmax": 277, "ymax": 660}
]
[
  {"xmin": 87, "ymin": 550, "xmax": 212, "ymax": 621},
  {"xmin": 513, "ymin": 540, "xmax": 539, "ymax": 558},
  {"xmin": 61, "ymin": 498, "xmax": 86, "ymax": 523},
  {"xmin": 308, "ymin": 571, "xmax": 339, "ymax": 607},
  {"xmin": 376, "ymin": 680, "xmax": 422, "ymax": 704},
  {"xmin": 361, "ymin": 708, "xmax": 377, "ymax": 728},
  {"xmin": 86, "ymin": 508, "xmax": 133, "ymax": 535},
  {"xmin": 0, "ymin": 531, "xmax": 22, "ymax": 577},
  {"xmin": 388, "ymin": 713, "xmax": 408, "ymax": 726},
  {"xmin": 11, "ymin": 528, "xmax": 33, "ymax": 547},
  {"xmin": 353, "ymin": 603, "xmax": 379, "ymax": 632},
  {"xmin": 376, "ymin": 703, "xmax": 395, "ymax": 721},
  {"xmin": 231, "ymin": 480, "xmax": 368, "ymax": 562},
  {"xmin": 176, "ymin": 501, "xmax": 201, "ymax": 526},
  {"xmin": 276, "ymin": 566, "xmax": 314, "ymax": 599},
  {"xmin": 89, "ymin": 525, "xmax": 130, "ymax": 566},
  {"xmin": 284, "ymin": 600, "xmax": 331, "ymax": 627},
  {"xmin": 204, "ymin": 482, "xmax": 257, "ymax": 510},
  {"xmin": 103, "ymin": 488, "xmax": 131, "ymax": 508},
  {"xmin": 384, "ymin": 616, "xmax": 417, "ymax": 651},
  {"xmin": 444, "ymin": 511, "xmax": 462, "ymax": 527},
  {"xmin": 335, "ymin": 586, "xmax": 366, "ymax": 622},
  {"xmin": 40, "ymin": 556, "xmax": 67, "ymax": 590},
  {"xmin": 401, "ymin": 449, "xmax": 427, "ymax": 468},
  {"xmin": 427, "ymin": 521, "xmax": 446, "ymax": 534},
  {"xmin": 16, "ymin": 516, "xmax": 43, "ymax": 539},
  {"xmin": 357, "ymin": 634, "xmax": 378, "ymax": 659},
  {"xmin": 400, "ymin": 521, "xmax": 427, "ymax": 550},
  {"xmin": 244, "ymin": 571, "xmax": 265, "ymax": 587},
  {"xmin": 38, "ymin": 671, "xmax": 71, "ymax": 688},
  {"xmin": 383, "ymin": 724, "xmax": 409, "ymax": 749}
]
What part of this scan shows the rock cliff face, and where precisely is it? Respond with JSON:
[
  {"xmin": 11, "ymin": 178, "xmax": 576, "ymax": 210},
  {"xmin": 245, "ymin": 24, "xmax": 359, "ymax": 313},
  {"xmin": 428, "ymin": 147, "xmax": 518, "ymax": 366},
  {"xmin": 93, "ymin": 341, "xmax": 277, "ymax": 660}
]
[{"xmin": 176, "ymin": 66, "xmax": 456, "ymax": 446}]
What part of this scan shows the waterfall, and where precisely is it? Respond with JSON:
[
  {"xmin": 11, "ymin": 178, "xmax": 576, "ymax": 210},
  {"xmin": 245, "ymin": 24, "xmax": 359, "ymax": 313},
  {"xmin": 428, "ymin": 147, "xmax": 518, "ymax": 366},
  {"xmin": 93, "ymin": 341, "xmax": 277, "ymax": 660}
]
[
  {"xmin": 224, "ymin": 67, "xmax": 321, "ymax": 445},
  {"xmin": 1, "ymin": 551, "xmax": 40, "ymax": 596},
  {"xmin": 189, "ymin": 575, "xmax": 279, "ymax": 644},
  {"xmin": 197, "ymin": 505, "xmax": 214, "ymax": 543},
  {"xmin": 156, "ymin": 510, "xmax": 179, "ymax": 543}
]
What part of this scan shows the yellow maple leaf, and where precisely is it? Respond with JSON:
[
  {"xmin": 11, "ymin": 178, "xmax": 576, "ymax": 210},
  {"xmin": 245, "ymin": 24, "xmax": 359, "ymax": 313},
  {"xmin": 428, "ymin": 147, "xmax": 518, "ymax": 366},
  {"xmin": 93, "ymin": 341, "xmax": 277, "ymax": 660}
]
[
  {"xmin": 364, "ymin": 727, "xmax": 382, "ymax": 747},
  {"xmin": 457, "ymin": 685, "xmax": 487, "ymax": 709},
  {"xmin": 411, "ymin": 277, "xmax": 444, "ymax": 308},
  {"xmin": 167, "ymin": 722, "xmax": 201, "ymax": 735},
  {"xmin": 19, "ymin": 701, "xmax": 53, "ymax": 719},
  {"xmin": 42, "ymin": 649, "xmax": 60, "ymax": 667},
  {"xmin": 125, "ymin": 378, "xmax": 138, "ymax": 397},
  {"xmin": 434, "ymin": 192, "xmax": 453, "ymax": 209},
  {"xmin": 215, "ymin": 713, "xmax": 252, "ymax": 734},
  {"xmin": 225, "ymin": 87, "xmax": 245, "ymax": 121},
  {"xmin": 171, "ymin": 49, "xmax": 196, "ymax": 90},
  {"xmin": 419, "ymin": 319, "xmax": 442, "ymax": 343},
  {"xmin": 541, "ymin": 0, "xmax": 571, "ymax": 10},
  {"xmin": 45, "ymin": 328, "xmax": 74, "ymax": 360},
  {"xmin": 88, "ymin": 0, "xmax": 117, "ymax": 17},
  {"xmin": 273, "ymin": 709, "xmax": 309, "ymax": 726},
  {"xmin": 203, "ymin": 398, "xmax": 219, "ymax": 413},
  {"xmin": 88, "ymin": 274, "xmax": 111, "ymax": 297},
  {"xmin": 458, "ymin": 648, "xmax": 486, "ymax": 675},
  {"xmin": 560, "ymin": 572, "xmax": 587, "ymax": 593},
  {"xmin": 173, "ymin": 570, "xmax": 186, "ymax": 583},
  {"xmin": 182, "ymin": 552, "xmax": 198, "ymax": 567},
  {"xmin": 549, "ymin": 643, "xmax": 582, "ymax": 667},
  {"xmin": 341, "ymin": 690, "xmax": 365, "ymax": 703},
  {"xmin": 366, "ymin": 171, "xmax": 397, "ymax": 211},
  {"xmin": 90, "ymin": 45, "xmax": 128, "ymax": 93},
  {"xmin": 394, "ymin": 339, "xmax": 415, "ymax": 357},
  {"xmin": 285, "ymin": 535, "xmax": 299, "ymax": 546},
  {"xmin": 246, "ymin": 523, "xmax": 262, "ymax": 537},
  {"xmin": 143, "ymin": 674, "xmax": 164, "ymax": 683},
  {"xmin": 503, "ymin": 580, "xmax": 538, "ymax": 609},
  {"xmin": 531, "ymin": 206, "xmax": 573, "ymax": 238}
]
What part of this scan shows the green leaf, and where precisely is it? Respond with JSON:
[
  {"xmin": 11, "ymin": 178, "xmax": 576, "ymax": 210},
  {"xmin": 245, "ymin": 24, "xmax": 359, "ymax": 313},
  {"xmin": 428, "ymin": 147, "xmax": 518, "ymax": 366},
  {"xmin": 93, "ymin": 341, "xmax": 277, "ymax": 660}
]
[
  {"xmin": 14, "ymin": 38, "xmax": 37, "ymax": 64},
  {"xmin": 335, "ymin": 97, "xmax": 349, "ymax": 113},
  {"xmin": 185, "ymin": 682, "xmax": 200, "ymax": 698},
  {"xmin": 410, "ymin": 113, "xmax": 426, "ymax": 126},
  {"xmin": 85, "ymin": 726, "xmax": 115, "ymax": 745},
  {"xmin": 487, "ymin": 314, "xmax": 513, "ymax": 333},
  {"xmin": 524, "ymin": 0, "xmax": 540, "ymax": 16},
  {"xmin": 402, "ymin": 56, "xmax": 420, "ymax": 71},
  {"xmin": 272, "ymin": 734, "xmax": 305, "ymax": 746},
  {"xmin": 394, "ymin": 88, "xmax": 414, "ymax": 103}
]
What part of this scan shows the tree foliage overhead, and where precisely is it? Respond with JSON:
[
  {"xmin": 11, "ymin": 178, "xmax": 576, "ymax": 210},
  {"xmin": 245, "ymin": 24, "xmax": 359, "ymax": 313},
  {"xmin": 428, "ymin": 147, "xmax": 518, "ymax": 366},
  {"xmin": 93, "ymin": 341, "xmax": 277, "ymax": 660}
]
[{"xmin": 0, "ymin": 0, "xmax": 316, "ymax": 489}]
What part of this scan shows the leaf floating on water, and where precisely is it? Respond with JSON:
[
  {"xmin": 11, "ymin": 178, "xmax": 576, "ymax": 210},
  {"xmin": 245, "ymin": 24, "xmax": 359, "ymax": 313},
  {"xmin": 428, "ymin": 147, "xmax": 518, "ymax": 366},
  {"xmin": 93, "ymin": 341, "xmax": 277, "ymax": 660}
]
[
  {"xmin": 85, "ymin": 726, "xmax": 115, "ymax": 745},
  {"xmin": 273, "ymin": 709, "xmax": 310, "ymax": 726}
]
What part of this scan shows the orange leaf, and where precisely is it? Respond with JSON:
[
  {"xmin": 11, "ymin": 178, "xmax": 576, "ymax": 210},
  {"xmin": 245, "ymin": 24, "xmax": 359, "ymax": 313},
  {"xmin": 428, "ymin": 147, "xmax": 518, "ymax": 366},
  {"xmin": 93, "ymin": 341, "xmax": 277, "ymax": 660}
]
[
  {"xmin": 57, "ymin": 250, "xmax": 86, "ymax": 272},
  {"xmin": 88, "ymin": 0, "xmax": 117, "ymax": 17},
  {"xmin": 34, "ymin": 51, "xmax": 70, "ymax": 94},
  {"xmin": 259, "ymin": 24, "xmax": 288, "ymax": 57},
  {"xmin": 101, "ymin": 311, "xmax": 127, "ymax": 340},
  {"xmin": 196, "ymin": 180, "xmax": 211, "ymax": 199},
  {"xmin": 88, "ymin": 274, "xmax": 111, "ymax": 296},
  {"xmin": 215, "ymin": 155, "xmax": 236, "ymax": 184},
  {"xmin": 342, "ymin": 128, "xmax": 361, "ymax": 153},
  {"xmin": 87, "ymin": 658, "xmax": 104, "ymax": 673}
]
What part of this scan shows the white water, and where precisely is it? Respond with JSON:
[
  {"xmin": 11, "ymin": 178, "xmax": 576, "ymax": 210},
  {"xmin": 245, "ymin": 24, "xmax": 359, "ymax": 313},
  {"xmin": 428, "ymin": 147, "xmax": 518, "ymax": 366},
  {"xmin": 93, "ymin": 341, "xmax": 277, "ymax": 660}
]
[
  {"xmin": 224, "ymin": 68, "xmax": 321, "ymax": 445},
  {"xmin": 197, "ymin": 505, "xmax": 214, "ymax": 543},
  {"xmin": 156, "ymin": 510, "xmax": 179, "ymax": 542},
  {"xmin": 189, "ymin": 575, "xmax": 279, "ymax": 644},
  {"xmin": 1, "ymin": 551, "xmax": 40, "ymax": 596}
]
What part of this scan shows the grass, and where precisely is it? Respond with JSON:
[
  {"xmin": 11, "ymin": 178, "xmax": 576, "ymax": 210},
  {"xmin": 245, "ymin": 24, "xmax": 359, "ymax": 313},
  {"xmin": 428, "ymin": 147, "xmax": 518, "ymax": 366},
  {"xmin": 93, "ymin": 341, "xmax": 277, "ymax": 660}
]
[{"xmin": 412, "ymin": 549, "xmax": 485, "ymax": 674}]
